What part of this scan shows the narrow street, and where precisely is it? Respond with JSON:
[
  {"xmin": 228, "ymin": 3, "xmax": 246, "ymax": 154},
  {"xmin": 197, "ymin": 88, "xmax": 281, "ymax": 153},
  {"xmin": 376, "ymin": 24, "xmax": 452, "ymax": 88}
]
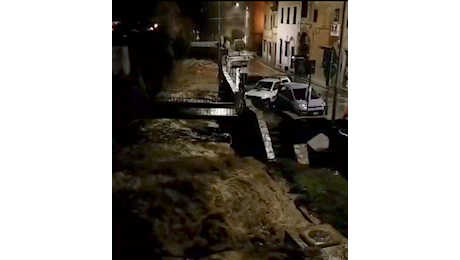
[{"xmin": 247, "ymin": 58, "xmax": 348, "ymax": 120}]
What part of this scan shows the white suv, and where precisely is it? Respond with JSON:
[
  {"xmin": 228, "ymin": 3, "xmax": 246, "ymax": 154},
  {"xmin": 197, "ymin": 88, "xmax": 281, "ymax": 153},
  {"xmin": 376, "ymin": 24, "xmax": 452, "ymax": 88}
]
[{"xmin": 245, "ymin": 76, "xmax": 291, "ymax": 108}]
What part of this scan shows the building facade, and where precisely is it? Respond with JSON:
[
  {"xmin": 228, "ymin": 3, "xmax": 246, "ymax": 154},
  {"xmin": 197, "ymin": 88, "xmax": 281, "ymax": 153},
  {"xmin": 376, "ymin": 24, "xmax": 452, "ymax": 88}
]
[
  {"xmin": 276, "ymin": 1, "xmax": 302, "ymax": 72},
  {"xmin": 261, "ymin": 2, "xmax": 279, "ymax": 66},
  {"xmin": 260, "ymin": 1, "xmax": 348, "ymax": 88},
  {"xmin": 299, "ymin": 1, "xmax": 348, "ymax": 88}
]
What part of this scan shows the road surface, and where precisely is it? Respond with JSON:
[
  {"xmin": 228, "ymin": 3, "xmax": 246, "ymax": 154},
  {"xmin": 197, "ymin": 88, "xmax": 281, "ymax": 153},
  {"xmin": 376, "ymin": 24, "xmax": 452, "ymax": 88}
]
[{"xmin": 247, "ymin": 59, "xmax": 348, "ymax": 120}]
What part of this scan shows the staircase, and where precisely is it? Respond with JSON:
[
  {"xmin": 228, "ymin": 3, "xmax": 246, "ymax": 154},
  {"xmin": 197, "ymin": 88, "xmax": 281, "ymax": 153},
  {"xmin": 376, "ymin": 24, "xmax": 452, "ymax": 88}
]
[{"xmin": 267, "ymin": 123, "xmax": 295, "ymax": 159}]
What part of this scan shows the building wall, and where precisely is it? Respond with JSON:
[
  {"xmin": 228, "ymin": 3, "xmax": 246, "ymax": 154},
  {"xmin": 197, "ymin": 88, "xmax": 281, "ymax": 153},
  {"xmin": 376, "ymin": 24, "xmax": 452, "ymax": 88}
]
[
  {"xmin": 262, "ymin": 2, "xmax": 273, "ymax": 64},
  {"xmin": 250, "ymin": 1, "xmax": 265, "ymax": 54},
  {"xmin": 253, "ymin": 1, "xmax": 265, "ymax": 34},
  {"xmin": 277, "ymin": 1, "xmax": 302, "ymax": 72},
  {"xmin": 338, "ymin": 1, "xmax": 348, "ymax": 89},
  {"xmin": 300, "ymin": 1, "xmax": 347, "ymax": 87},
  {"xmin": 271, "ymin": 10, "xmax": 278, "ymax": 66}
]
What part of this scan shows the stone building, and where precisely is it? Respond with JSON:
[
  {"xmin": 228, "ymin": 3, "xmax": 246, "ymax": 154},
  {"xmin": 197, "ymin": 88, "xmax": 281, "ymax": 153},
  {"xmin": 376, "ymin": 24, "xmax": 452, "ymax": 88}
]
[
  {"xmin": 276, "ymin": 1, "xmax": 303, "ymax": 72},
  {"xmin": 299, "ymin": 1, "xmax": 348, "ymax": 88},
  {"xmin": 261, "ymin": 1, "xmax": 279, "ymax": 66}
]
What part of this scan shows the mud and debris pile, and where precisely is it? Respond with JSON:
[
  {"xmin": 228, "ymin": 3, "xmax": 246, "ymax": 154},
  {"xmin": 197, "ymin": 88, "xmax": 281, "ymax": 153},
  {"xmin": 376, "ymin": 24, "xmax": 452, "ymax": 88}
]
[
  {"xmin": 113, "ymin": 59, "xmax": 345, "ymax": 260},
  {"xmin": 166, "ymin": 59, "xmax": 219, "ymax": 92},
  {"xmin": 113, "ymin": 119, "xmax": 320, "ymax": 259}
]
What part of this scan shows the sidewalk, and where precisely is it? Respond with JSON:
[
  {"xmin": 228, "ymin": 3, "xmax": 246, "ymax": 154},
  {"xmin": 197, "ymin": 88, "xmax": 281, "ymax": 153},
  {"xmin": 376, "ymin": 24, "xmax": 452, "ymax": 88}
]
[{"xmin": 254, "ymin": 57, "xmax": 348, "ymax": 97}]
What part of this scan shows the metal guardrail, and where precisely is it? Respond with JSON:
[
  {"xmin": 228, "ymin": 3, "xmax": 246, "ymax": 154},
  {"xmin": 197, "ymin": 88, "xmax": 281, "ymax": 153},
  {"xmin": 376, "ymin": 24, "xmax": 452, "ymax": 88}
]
[
  {"xmin": 155, "ymin": 91, "xmax": 239, "ymax": 107},
  {"xmin": 151, "ymin": 91, "xmax": 238, "ymax": 119},
  {"xmin": 154, "ymin": 91, "xmax": 230, "ymax": 104},
  {"xmin": 189, "ymin": 41, "xmax": 219, "ymax": 48}
]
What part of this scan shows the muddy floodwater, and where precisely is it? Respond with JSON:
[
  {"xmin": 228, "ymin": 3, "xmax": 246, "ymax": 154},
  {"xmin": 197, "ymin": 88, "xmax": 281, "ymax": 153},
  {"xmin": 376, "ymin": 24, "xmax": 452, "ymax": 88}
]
[{"xmin": 113, "ymin": 59, "xmax": 347, "ymax": 260}]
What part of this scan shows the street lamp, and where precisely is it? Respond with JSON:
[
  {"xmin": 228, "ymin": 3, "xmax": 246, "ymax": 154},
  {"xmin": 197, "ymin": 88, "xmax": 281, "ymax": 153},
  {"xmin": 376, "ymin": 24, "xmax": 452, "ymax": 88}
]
[{"xmin": 236, "ymin": 2, "xmax": 239, "ymax": 7}]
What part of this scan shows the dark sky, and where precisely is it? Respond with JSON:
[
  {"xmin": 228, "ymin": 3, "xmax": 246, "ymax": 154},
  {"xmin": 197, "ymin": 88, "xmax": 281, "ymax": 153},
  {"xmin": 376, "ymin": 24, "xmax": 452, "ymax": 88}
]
[
  {"xmin": 113, "ymin": 0, "xmax": 207, "ymax": 23},
  {"xmin": 112, "ymin": 1, "xmax": 247, "ymax": 39}
]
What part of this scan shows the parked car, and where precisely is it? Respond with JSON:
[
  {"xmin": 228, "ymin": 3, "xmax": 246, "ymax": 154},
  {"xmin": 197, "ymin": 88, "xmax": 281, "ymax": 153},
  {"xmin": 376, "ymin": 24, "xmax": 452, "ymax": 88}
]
[
  {"xmin": 233, "ymin": 39, "xmax": 246, "ymax": 51},
  {"xmin": 244, "ymin": 74, "xmax": 266, "ymax": 91},
  {"xmin": 276, "ymin": 82, "xmax": 326, "ymax": 116},
  {"xmin": 245, "ymin": 76, "xmax": 291, "ymax": 108}
]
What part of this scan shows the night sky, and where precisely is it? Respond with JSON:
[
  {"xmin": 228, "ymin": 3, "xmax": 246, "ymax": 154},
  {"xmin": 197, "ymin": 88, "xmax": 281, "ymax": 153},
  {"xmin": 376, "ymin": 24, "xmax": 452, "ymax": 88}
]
[
  {"xmin": 112, "ymin": 1, "xmax": 247, "ymax": 40},
  {"xmin": 113, "ymin": 0, "xmax": 206, "ymax": 24}
]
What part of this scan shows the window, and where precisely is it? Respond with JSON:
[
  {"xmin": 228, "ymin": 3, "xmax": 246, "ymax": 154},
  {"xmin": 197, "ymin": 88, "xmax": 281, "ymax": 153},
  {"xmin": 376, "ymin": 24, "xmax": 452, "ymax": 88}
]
[
  {"xmin": 281, "ymin": 8, "xmax": 284, "ymax": 23},
  {"xmin": 274, "ymin": 14, "xmax": 277, "ymax": 28},
  {"xmin": 270, "ymin": 15, "xmax": 273, "ymax": 29},
  {"xmin": 313, "ymin": 9, "xmax": 318, "ymax": 23},
  {"xmin": 255, "ymin": 81, "xmax": 272, "ymax": 91},
  {"xmin": 285, "ymin": 89, "xmax": 294, "ymax": 100},
  {"xmin": 334, "ymin": 9, "xmax": 340, "ymax": 22},
  {"xmin": 293, "ymin": 88, "xmax": 307, "ymax": 100},
  {"xmin": 301, "ymin": 2, "xmax": 308, "ymax": 17},
  {"xmin": 285, "ymin": 42, "xmax": 289, "ymax": 57},
  {"xmin": 281, "ymin": 79, "xmax": 289, "ymax": 83},
  {"xmin": 263, "ymin": 40, "xmax": 266, "ymax": 52},
  {"xmin": 293, "ymin": 6, "xmax": 297, "ymax": 24},
  {"xmin": 279, "ymin": 40, "xmax": 282, "ymax": 63},
  {"xmin": 273, "ymin": 82, "xmax": 281, "ymax": 91},
  {"xmin": 310, "ymin": 88, "xmax": 319, "ymax": 99},
  {"xmin": 269, "ymin": 42, "xmax": 272, "ymax": 56},
  {"xmin": 287, "ymin": 7, "xmax": 290, "ymax": 24}
]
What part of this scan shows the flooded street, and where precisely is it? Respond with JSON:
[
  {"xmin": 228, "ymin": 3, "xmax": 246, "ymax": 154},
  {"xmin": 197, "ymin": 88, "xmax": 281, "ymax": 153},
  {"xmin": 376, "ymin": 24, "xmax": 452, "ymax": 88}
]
[
  {"xmin": 113, "ymin": 59, "xmax": 320, "ymax": 259},
  {"xmin": 113, "ymin": 58, "xmax": 346, "ymax": 259}
]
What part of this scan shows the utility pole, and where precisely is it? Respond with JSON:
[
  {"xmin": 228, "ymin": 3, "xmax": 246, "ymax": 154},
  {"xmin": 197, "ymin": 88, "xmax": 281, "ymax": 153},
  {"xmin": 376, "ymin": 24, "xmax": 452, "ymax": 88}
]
[
  {"xmin": 332, "ymin": 1, "xmax": 347, "ymax": 122},
  {"xmin": 244, "ymin": 6, "xmax": 250, "ymax": 45}
]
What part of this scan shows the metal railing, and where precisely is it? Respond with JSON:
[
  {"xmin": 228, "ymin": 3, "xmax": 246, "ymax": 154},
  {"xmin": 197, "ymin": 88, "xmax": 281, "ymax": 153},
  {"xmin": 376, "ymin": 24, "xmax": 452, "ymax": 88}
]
[{"xmin": 154, "ymin": 91, "xmax": 230, "ymax": 104}]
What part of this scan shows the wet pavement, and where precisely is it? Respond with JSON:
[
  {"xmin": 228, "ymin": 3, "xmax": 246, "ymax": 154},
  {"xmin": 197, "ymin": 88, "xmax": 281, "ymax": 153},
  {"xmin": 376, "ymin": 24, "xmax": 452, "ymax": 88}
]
[{"xmin": 247, "ymin": 59, "xmax": 286, "ymax": 78}]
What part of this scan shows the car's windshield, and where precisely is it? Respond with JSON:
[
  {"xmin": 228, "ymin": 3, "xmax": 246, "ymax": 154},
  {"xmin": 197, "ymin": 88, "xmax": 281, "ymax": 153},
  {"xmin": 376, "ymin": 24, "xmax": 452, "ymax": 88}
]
[
  {"xmin": 254, "ymin": 81, "xmax": 273, "ymax": 91},
  {"xmin": 246, "ymin": 75, "xmax": 264, "ymax": 85},
  {"xmin": 293, "ymin": 88, "xmax": 307, "ymax": 100},
  {"xmin": 311, "ymin": 88, "xmax": 319, "ymax": 99}
]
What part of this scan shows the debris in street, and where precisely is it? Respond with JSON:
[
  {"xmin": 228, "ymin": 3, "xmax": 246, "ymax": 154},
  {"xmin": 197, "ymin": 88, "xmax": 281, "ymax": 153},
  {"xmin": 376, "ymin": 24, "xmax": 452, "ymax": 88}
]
[
  {"xmin": 113, "ymin": 58, "xmax": 347, "ymax": 260},
  {"xmin": 307, "ymin": 133, "xmax": 330, "ymax": 152},
  {"xmin": 113, "ymin": 118, "xmax": 317, "ymax": 259},
  {"xmin": 166, "ymin": 59, "xmax": 219, "ymax": 92},
  {"xmin": 294, "ymin": 143, "xmax": 310, "ymax": 165}
]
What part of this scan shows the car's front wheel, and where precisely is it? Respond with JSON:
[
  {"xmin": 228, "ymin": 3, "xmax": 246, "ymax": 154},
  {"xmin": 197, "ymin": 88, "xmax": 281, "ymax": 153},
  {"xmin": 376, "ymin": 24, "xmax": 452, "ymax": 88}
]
[{"xmin": 263, "ymin": 99, "xmax": 271, "ymax": 110}]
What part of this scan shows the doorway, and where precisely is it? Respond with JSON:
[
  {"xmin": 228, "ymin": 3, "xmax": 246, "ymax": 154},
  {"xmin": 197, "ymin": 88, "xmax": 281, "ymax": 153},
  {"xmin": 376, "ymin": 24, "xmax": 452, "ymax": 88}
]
[{"xmin": 279, "ymin": 39, "xmax": 282, "ymax": 65}]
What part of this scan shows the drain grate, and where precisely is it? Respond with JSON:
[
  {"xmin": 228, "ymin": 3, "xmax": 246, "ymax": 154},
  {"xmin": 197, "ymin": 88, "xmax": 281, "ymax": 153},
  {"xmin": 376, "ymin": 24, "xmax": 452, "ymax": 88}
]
[{"xmin": 299, "ymin": 224, "xmax": 345, "ymax": 248}]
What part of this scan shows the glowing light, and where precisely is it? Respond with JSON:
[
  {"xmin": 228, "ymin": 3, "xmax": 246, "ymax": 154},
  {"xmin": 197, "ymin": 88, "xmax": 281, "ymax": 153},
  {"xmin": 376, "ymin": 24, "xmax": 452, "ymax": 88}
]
[
  {"xmin": 154, "ymin": 23, "xmax": 159, "ymax": 29},
  {"xmin": 236, "ymin": 2, "xmax": 239, "ymax": 7}
]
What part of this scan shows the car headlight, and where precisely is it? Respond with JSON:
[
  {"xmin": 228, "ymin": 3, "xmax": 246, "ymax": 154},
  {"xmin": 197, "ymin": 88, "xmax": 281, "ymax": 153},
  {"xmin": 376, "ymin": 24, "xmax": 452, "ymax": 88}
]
[{"xmin": 299, "ymin": 104, "xmax": 308, "ymax": 110}]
